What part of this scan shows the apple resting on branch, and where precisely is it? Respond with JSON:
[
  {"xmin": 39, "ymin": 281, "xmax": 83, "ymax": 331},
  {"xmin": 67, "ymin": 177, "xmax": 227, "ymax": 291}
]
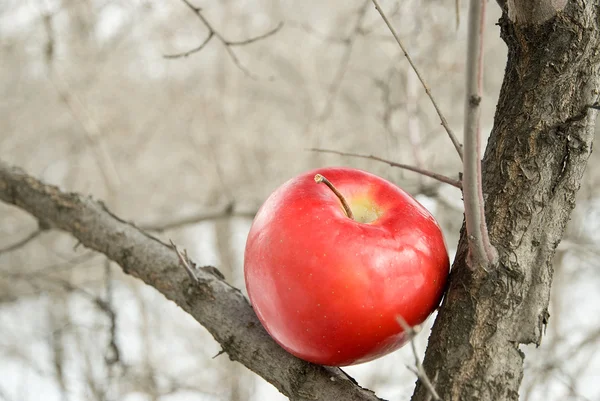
[{"xmin": 244, "ymin": 167, "xmax": 450, "ymax": 366}]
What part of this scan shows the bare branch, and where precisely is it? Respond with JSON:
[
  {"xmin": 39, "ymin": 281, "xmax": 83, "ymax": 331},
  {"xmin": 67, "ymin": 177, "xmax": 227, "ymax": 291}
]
[
  {"xmin": 309, "ymin": 148, "xmax": 463, "ymax": 189},
  {"xmin": 103, "ymin": 260, "xmax": 121, "ymax": 368},
  {"xmin": 369, "ymin": 0, "xmax": 464, "ymax": 160},
  {"xmin": 164, "ymin": 32, "xmax": 214, "ymax": 59},
  {"xmin": 140, "ymin": 203, "xmax": 256, "ymax": 232},
  {"xmin": 396, "ymin": 316, "xmax": 442, "ymax": 401},
  {"xmin": 225, "ymin": 23, "xmax": 284, "ymax": 47},
  {"xmin": 463, "ymin": 0, "xmax": 497, "ymax": 268},
  {"xmin": 0, "ymin": 228, "xmax": 44, "ymax": 255},
  {"xmin": 0, "ymin": 161, "xmax": 384, "ymax": 401},
  {"xmin": 165, "ymin": 0, "xmax": 282, "ymax": 79},
  {"xmin": 358, "ymin": 2, "xmax": 401, "ymax": 35}
]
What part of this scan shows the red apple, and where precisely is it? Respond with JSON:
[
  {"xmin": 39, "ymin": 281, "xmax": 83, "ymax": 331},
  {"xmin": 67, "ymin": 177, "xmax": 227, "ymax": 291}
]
[{"xmin": 244, "ymin": 167, "xmax": 449, "ymax": 366}]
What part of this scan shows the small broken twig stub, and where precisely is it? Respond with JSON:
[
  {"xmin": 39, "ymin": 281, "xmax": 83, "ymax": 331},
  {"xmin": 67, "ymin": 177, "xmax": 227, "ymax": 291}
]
[{"xmin": 170, "ymin": 240, "xmax": 199, "ymax": 283}]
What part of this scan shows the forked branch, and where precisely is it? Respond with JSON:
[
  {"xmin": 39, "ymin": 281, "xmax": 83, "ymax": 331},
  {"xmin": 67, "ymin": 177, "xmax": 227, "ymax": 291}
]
[{"xmin": 165, "ymin": 0, "xmax": 282, "ymax": 78}]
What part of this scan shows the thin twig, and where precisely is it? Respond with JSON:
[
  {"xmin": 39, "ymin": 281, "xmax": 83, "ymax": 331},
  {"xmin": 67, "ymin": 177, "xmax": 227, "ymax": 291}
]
[
  {"xmin": 164, "ymin": 32, "xmax": 214, "ymax": 59},
  {"xmin": 165, "ymin": 0, "xmax": 282, "ymax": 79},
  {"xmin": 212, "ymin": 349, "xmax": 226, "ymax": 359},
  {"xmin": 141, "ymin": 203, "xmax": 256, "ymax": 232},
  {"xmin": 225, "ymin": 23, "xmax": 284, "ymax": 46},
  {"xmin": 359, "ymin": 1, "xmax": 401, "ymax": 35},
  {"xmin": 103, "ymin": 259, "xmax": 121, "ymax": 367},
  {"xmin": 309, "ymin": 148, "xmax": 462, "ymax": 189},
  {"xmin": 169, "ymin": 240, "xmax": 198, "ymax": 283},
  {"xmin": 369, "ymin": 0, "xmax": 463, "ymax": 160},
  {"xmin": 0, "ymin": 228, "xmax": 43, "ymax": 254},
  {"xmin": 463, "ymin": 0, "xmax": 497, "ymax": 268},
  {"xmin": 396, "ymin": 316, "xmax": 442, "ymax": 401}
]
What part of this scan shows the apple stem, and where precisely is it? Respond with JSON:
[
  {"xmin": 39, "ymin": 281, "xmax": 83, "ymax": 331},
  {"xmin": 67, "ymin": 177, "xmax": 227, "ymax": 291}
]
[{"xmin": 314, "ymin": 174, "xmax": 355, "ymax": 220}]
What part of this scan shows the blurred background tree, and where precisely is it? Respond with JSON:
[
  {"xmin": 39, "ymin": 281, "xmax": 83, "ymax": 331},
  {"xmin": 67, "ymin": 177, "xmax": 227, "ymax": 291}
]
[{"xmin": 1, "ymin": 1, "xmax": 599, "ymax": 400}]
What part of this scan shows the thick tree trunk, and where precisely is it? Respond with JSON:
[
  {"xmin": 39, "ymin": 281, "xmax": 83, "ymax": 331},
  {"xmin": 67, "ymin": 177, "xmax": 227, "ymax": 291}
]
[{"xmin": 413, "ymin": 3, "xmax": 600, "ymax": 401}]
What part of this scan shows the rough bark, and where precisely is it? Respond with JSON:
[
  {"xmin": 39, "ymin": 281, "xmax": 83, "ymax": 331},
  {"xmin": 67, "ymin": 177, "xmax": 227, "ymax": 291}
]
[
  {"xmin": 412, "ymin": 2, "xmax": 600, "ymax": 401},
  {"xmin": 0, "ymin": 162, "xmax": 383, "ymax": 401}
]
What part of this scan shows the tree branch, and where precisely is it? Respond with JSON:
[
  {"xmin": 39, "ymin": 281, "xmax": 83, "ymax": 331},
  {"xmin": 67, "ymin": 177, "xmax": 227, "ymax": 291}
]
[
  {"xmin": 462, "ymin": 0, "xmax": 497, "ymax": 268},
  {"xmin": 0, "ymin": 227, "xmax": 44, "ymax": 254},
  {"xmin": 309, "ymin": 148, "xmax": 462, "ymax": 189},
  {"xmin": 164, "ymin": 0, "xmax": 282, "ymax": 79},
  {"xmin": 412, "ymin": 3, "xmax": 600, "ymax": 400},
  {"xmin": 0, "ymin": 161, "xmax": 384, "ymax": 401},
  {"xmin": 369, "ymin": 0, "xmax": 464, "ymax": 160},
  {"xmin": 140, "ymin": 203, "xmax": 257, "ymax": 232}
]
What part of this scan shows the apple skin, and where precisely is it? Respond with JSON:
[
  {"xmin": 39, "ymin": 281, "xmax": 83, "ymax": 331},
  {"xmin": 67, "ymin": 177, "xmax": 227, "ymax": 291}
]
[{"xmin": 244, "ymin": 167, "xmax": 449, "ymax": 366}]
